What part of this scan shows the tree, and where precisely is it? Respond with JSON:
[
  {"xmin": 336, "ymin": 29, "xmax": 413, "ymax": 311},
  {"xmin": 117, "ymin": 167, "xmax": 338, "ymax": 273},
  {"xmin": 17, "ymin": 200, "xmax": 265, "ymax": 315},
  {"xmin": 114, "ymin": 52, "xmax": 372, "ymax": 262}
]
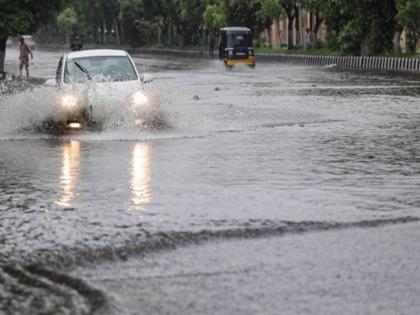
[
  {"xmin": 179, "ymin": 0, "xmax": 208, "ymax": 45},
  {"xmin": 0, "ymin": 0, "xmax": 63, "ymax": 77},
  {"xmin": 279, "ymin": 0, "xmax": 298, "ymax": 49},
  {"xmin": 320, "ymin": 0, "xmax": 396, "ymax": 56},
  {"xmin": 156, "ymin": 0, "xmax": 183, "ymax": 45},
  {"xmin": 224, "ymin": 0, "xmax": 261, "ymax": 31},
  {"xmin": 57, "ymin": 7, "xmax": 78, "ymax": 45},
  {"xmin": 397, "ymin": 0, "xmax": 420, "ymax": 53},
  {"xmin": 256, "ymin": 0, "xmax": 282, "ymax": 48},
  {"xmin": 119, "ymin": 0, "xmax": 151, "ymax": 46},
  {"xmin": 303, "ymin": 0, "xmax": 326, "ymax": 42},
  {"xmin": 203, "ymin": 2, "xmax": 226, "ymax": 32}
]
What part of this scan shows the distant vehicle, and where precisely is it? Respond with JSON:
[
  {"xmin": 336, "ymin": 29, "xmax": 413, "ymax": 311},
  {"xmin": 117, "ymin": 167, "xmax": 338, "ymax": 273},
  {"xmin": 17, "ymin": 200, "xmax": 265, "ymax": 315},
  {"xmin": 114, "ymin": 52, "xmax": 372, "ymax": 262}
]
[
  {"xmin": 6, "ymin": 38, "xmax": 13, "ymax": 46},
  {"xmin": 44, "ymin": 49, "xmax": 155, "ymax": 131},
  {"xmin": 22, "ymin": 35, "xmax": 36, "ymax": 50},
  {"xmin": 218, "ymin": 27, "xmax": 255, "ymax": 67},
  {"xmin": 70, "ymin": 36, "xmax": 83, "ymax": 51}
]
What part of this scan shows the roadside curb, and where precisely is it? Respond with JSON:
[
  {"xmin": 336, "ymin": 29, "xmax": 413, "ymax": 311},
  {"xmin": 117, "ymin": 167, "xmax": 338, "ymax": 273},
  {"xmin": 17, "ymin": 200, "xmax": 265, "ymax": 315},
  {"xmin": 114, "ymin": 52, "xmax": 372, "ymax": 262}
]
[
  {"xmin": 131, "ymin": 48, "xmax": 420, "ymax": 72},
  {"xmin": 130, "ymin": 48, "xmax": 208, "ymax": 59}
]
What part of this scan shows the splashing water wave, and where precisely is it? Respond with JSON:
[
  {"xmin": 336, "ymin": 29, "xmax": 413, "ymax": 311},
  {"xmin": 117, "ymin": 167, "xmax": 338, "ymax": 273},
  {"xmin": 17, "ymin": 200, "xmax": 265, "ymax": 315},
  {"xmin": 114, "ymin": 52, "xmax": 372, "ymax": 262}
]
[{"xmin": 0, "ymin": 83, "xmax": 170, "ymax": 137}]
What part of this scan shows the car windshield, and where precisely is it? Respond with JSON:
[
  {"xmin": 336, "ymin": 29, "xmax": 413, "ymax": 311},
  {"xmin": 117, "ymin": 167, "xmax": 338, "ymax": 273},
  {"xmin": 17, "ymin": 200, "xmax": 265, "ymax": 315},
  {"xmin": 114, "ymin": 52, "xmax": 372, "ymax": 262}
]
[{"xmin": 64, "ymin": 56, "xmax": 138, "ymax": 83}]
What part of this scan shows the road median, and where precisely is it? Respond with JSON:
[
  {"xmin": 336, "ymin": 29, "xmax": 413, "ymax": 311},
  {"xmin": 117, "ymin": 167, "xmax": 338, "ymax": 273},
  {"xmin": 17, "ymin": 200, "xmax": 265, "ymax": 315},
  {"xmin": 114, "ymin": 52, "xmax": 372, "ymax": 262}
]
[{"xmin": 131, "ymin": 48, "xmax": 420, "ymax": 72}]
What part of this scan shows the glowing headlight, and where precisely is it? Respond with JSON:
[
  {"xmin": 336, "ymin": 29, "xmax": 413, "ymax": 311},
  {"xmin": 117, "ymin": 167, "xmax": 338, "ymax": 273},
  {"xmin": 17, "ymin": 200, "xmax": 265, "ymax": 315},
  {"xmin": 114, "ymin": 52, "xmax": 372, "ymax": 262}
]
[
  {"xmin": 61, "ymin": 94, "xmax": 79, "ymax": 108},
  {"xmin": 131, "ymin": 91, "xmax": 149, "ymax": 107},
  {"xmin": 67, "ymin": 122, "xmax": 82, "ymax": 129}
]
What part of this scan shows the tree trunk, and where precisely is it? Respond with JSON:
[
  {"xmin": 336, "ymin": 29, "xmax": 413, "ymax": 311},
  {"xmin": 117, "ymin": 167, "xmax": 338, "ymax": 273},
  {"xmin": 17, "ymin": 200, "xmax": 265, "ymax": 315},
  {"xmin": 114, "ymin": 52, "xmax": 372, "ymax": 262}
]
[
  {"xmin": 168, "ymin": 16, "xmax": 172, "ymax": 45},
  {"xmin": 360, "ymin": 35, "xmax": 369, "ymax": 56},
  {"xmin": 0, "ymin": 36, "xmax": 6, "ymax": 79},
  {"xmin": 158, "ymin": 27, "xmax": 162, "ymax": 45},
  {"xmin": 313, "ymin": 15, "xmax": 323, "ymax": 40},
  {"xmin": 267, "ymin": 27, "xmax": 272, "ymax": 48},
  {"xmin": 406, "ymin": 30, "xmax": 417, "ymax": 54},
  {"xmin": 89, "ymin": 0, "xmax": 97, "ymax": 43},
  {"xmin": 309, "ymin": 13, "xmax": 313, "ymax": 32},
  {"xmin": 276, "ymin": 19, "xmax": 282, "ymax": 46},
  {"xmin": 177, "ymin": 25, "xmax": 183, "ymax": 46},
  {"xmin": 393, "ymin": 25, "xmax": 404, "ymax": 52},
  {"xmin": 294, "ymin": 7, "xmax": 300, "ymax": 47},
  {"xmin": 114, "ymin": 17, "xmax": 121, "ymax": 46},
  {"xmin": 102, "ymin": 20, "xmax": 106, "ymax": 44},
  {"xmin": 287, "ymin": 16, "xmax": 294, "ymax": 50}
]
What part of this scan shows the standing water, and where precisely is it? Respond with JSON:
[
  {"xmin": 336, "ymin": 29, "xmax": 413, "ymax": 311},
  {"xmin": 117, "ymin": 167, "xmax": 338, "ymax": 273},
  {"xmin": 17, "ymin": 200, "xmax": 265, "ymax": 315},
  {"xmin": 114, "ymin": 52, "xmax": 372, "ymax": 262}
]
[{"xmin": 1, "ymin": 49, "xmax": 420, "ymax": 314}]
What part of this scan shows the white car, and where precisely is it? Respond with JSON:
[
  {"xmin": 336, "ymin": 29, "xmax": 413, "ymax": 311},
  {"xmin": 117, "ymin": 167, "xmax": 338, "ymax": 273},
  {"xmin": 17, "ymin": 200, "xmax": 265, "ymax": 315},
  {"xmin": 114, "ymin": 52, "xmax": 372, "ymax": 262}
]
[{"xmin": 45, "ymin": 49, "xmax": 155, "ymax": 130}]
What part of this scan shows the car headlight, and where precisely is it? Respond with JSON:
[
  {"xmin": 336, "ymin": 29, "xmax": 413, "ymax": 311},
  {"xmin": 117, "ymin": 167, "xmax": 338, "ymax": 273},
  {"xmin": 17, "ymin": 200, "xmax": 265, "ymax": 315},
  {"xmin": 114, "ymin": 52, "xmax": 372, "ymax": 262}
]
[
  {"xmin": 61, "ymin": 94, "xmax": 79, "ymax": 108},
  {"xmin": 130, "ymin": 91, "xmax": 149, "ymax": 107}
]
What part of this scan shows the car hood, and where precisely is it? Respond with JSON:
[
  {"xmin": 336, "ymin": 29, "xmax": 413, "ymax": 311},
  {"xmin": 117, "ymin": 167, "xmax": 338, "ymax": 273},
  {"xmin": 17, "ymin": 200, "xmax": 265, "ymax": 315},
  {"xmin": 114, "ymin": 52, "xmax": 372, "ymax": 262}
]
[
  {"xmin": 61, "ymin": 80, "xmax": 145, "ymax": 125},
  {"xmin": 66, "ymin": 80, "xmax": 143, "ymax": 106}
]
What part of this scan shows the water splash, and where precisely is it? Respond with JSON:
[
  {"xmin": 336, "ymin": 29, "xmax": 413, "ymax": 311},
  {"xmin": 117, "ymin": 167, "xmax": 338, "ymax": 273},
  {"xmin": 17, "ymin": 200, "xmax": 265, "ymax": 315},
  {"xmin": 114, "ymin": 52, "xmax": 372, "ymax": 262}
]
[
  {"xmin": 0, "ymin": 86, "xmax": 64, "ymax": 134},
  {"xmin": 0, "ymin": 83, "xmax": 170, "ymax": 136}
]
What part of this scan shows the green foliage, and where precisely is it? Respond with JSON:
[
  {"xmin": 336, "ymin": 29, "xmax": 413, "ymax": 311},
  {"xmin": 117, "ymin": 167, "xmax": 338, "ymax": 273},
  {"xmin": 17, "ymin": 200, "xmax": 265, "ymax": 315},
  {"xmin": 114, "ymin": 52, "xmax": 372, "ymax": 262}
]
[
  {"xmin": 224, "ymin": 0, "xmax": 261, "ymax": 31},
  {"xmin": 367, "ymin": 0, "xmax": 397, "ymax": 55},
  {"xmin": 279, "ymin": 0, "xmax": 298, "ymax": 18},
  {"xmin": 118, "ymin": 0, "xmax": 160, "ymax": 46},
  {"xmin": 0, "ymin": 0, "xmax": 63, "ymax": 74},
  {"xmin": 321, "ymin": 0, "xmax": 396, "ymax": 56},
  {"xmin": 337, "ymin": 18, "xmax": 365, "ymax": 55},
  {"xmin": 203, "ymin": 3, "xmax": 225, "ymax": 32},
  {"xmin": 179, "ymin": 0, "xmax": 208, "ymax": 45},
  {"xmin": 256, "ymin": 0, "xmax": 282, "ymax": 29},
  {"xmin": 397, "ymin": 0, "xmax": 420, "ymax": 30},
  {"xmin": 57, "ymin": 7, "xmax": 78, "ymax": 34},
  {"xmin": 2, "ymin": 0, "xmax": 419, "ymax": 55},
  {"xmin": 397, "ymin": 0, "xmax": 420, "ymax": 52},
  {"xmin": 0, "ymin": 0, "xmax": 63, "ymax": 37},
  {"xmin": 306, "ymin": 38, "xmax": 323, "ymax": 50},
  {"xmin": 303, "ymin": 0, "xmax": 324, "ymax": 13}
]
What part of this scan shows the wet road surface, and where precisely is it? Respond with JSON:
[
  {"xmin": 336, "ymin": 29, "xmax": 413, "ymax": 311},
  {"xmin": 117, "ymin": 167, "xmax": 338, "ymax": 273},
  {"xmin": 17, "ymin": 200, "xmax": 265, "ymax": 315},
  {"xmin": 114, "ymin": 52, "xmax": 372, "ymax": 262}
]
[{"xmin": 1, "ymin": 48, "xmax": 420, "ymax": 314}]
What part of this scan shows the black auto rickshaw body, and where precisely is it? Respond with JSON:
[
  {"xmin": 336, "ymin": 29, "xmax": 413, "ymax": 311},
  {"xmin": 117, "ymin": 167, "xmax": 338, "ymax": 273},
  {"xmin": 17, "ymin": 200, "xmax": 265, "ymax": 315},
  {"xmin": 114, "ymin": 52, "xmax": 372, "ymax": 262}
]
[{"xmin": 218, "ymin": 27, "xmax": 255, "ymax": 67}]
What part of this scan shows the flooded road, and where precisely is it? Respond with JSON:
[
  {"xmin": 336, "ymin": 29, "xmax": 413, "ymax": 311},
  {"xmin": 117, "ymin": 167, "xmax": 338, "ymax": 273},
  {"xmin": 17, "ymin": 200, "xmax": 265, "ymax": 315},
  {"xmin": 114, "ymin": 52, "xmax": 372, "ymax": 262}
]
[{"xmin": 1, "ymin": 49, "xmax": 420, "ymax": 314}]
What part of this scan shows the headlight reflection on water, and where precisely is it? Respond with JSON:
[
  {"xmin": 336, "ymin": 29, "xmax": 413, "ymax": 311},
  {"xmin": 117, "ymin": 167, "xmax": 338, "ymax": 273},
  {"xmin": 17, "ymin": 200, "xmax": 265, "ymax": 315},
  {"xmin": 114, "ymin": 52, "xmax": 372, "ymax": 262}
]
[
  {"xmin": 130, "ymin": 143, "xmax": 151, "ymax": 210},
  {"xmin": 54, "ymin": 141, "xmax": 151, "ymax": 210},
  {"xmin": 56, "ymin": 141, "xmax": 80, "ymax": 207}
]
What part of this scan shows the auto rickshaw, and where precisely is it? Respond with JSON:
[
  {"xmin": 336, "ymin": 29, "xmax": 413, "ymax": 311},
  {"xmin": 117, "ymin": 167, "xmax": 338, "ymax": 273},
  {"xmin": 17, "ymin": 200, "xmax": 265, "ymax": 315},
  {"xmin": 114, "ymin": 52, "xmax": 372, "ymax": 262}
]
[{"xmin": 218, "ymin": 27, "xmax": 255, "ymax": 67}]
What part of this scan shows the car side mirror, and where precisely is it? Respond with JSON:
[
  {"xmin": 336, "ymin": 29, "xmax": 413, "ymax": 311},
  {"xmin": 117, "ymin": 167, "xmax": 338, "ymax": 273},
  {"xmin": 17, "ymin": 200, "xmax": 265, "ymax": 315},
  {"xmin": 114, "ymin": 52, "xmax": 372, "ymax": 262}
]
[
  {"xmin": 141, "ymin": 73, "xmax": 154, "ymax": 84},
  {"xmin": 44, "ymin": 78, "xmax": 57, "ymax": 87}
]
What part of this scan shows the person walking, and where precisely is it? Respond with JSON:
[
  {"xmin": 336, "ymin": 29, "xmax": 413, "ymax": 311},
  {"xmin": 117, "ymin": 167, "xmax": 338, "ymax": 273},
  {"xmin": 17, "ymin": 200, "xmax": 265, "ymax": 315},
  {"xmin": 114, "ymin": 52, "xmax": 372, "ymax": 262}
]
[{"xmin": 19, "ymin": 37, "xmax": 33, "ymax": 77}]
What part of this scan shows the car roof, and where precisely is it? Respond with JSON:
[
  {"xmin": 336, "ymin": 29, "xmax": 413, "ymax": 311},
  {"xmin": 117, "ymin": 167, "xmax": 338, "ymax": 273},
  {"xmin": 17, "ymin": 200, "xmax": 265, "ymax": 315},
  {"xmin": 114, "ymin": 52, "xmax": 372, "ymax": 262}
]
[{"xmin": 66, "ymin": 49, "xmax": 129, "ymax": 60}]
